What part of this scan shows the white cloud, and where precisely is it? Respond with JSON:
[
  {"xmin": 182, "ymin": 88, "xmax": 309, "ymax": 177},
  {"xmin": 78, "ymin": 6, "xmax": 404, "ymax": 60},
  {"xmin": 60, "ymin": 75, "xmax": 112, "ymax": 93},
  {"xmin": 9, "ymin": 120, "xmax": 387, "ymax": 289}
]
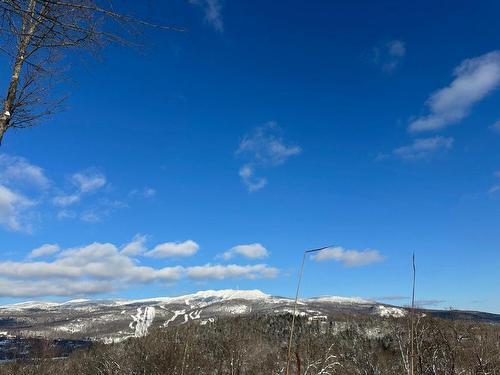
[
  {"xmin": 72, "ymin": 170, "xmax": 106, "ymax": 193},
  {"xmin": 146, "ymin": 240, "xmax": 200, "ymax": 258},
  {"xmin": 237, "ymin": 122, "xmax": 301, "ymax": 192},
  {"xmin": 0, "ymin": 155, "xmax": 124, "ymax": 231},
  {"xmin": 490, "ymin": 120, "xmax": 500, "ymax": 133},
  {"xmin": 28, "ymin": 244, "xmax": 60, "ymax": 259},
  {"xmin": 0, "ymin": 242, "xmax": 184, "ymax": 297},
  {"xmin": 0, "ymin": 154, "xmax": 50, "ymax": 189},
  {"xmin": 130, "ymin": 187, "xmax": 156, "ymax": 199},
  {"xmin": 0, "ymin": 239, "xmax": 280, "ymax": 297},
  {"xmin": 311, "ymin": 246, "xmax": 385, "ymax": 267},
  {"xmin": 52, "ymin": 173, "xmax": 124, "ymax": 224},
  {"xmin": 0, "ymin": 155, "xmax": 47, "ymax": 231},
  {"xmin": 393, "ymin": 136, "xmax": 454, "ymax": 160},
  {"xmin": 53, "ymin": 193, "xmax": 80, "ymax": 207},
  {"xmin": 0, "ymin": 279, "xmax": 114, "ymax": 298},
  {"xmin": 237, "ymin": 122, "xmax": 301, "ymax": 166},
  {"xmin": 409, "ymin": 51, "xmax": 500, "ymax": 132},
  {"xmin": 372, "ymin": 40, "xmax": 406, "ymax": 72},
  {"xmin": 0, "ymin": 185, "xmax": 34, "ymax": 231},
  {"xmin": 53, "ymin": 170, "xmax": 107, "ymax": 207},
  {"xmin": 190, "ymin": 0, "xmax": 223, "ymax": 32},
  {"xmin": 80, "ymin": 210, "xmax": 101, "ymax": 223},
  {"xmin": 186, "ymin": 264, "xmax": 278, "ymax": 280},
  {"xmin": 78, "ymin": 199, "xmax": 127, "ymax": 224},
  {"xmin": 56, "ymin": 210, "xmax": 76, "ymax": 220},
  {"xmin": 121, "ymin": 234, "xmax": 148, "ymax": 256},
  {"xmin": 490, "ymin": 171, "xmax": 500, "ymax": 194},
  {"xmin": 490, "ymin": 185, "xmax": 500, "ymax": 194},
  {"xmin": 221, "ymin": 243, "xmax": 269, "ymax": 260},
  {"xmin": 238, "ymin": 164, "xmax": 267, "ymax": 192},
  {"xmin": 143, "ymin": 187, "xmax": 156, "ymax": 198}
]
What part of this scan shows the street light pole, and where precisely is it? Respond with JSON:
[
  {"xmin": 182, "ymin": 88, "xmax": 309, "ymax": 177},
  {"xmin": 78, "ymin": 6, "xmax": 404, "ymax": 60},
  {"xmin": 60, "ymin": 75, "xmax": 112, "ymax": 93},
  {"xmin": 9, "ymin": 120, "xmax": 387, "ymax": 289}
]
[{"xmin": 285, "ymin": 246, "xmax": 332, "ymax": 375}]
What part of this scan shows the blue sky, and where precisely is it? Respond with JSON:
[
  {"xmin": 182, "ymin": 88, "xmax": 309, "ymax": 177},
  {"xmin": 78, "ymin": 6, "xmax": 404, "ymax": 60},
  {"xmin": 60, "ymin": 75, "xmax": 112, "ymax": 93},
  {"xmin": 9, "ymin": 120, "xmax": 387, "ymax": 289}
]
[{"xmin": 1, "ymin": 0, "xmax": 500, "ymax": 313}]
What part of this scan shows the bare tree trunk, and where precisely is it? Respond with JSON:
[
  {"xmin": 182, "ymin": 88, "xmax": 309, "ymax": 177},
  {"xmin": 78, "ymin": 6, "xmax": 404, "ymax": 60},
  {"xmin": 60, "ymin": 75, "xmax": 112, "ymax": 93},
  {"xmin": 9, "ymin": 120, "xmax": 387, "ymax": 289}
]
[
  {"xmin": 295, "ymin": 351, "xmax": 301, "ymax": 375},
  {"xmin": 0, "ymin": 0, "xmax": 182, "ymax": 146},
  {"xmin": 0, "ymin": 0, "xmax": 37, "ymax": 145}
]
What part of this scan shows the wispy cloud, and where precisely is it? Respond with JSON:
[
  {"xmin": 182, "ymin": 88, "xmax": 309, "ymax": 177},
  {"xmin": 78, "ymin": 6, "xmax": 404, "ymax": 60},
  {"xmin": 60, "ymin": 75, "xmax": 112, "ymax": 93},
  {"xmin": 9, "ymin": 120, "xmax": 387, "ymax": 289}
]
[
  {"xmin": 220, "ymin": 243, "xmax": 269, "ymax": 260},
  {"xmin": 0, "ymin": 154, "xmax": 48, "ymax": 231},
  {"xmin": 409, "ymin": 51, "xmax": 500, "ymax": 132},
  {"xmin": 187, "ymin": 264, "xmax": 278, "ymax": 280},
  {"xmin": 238, "ymin": 165, "xmax": 267, "ymax": 192},
  {"xmin": 237, "ymin": 122, "xmax": 301, "ymax": 192},
  {"xmin": 0, "ymin": 185, "xmax": 35, "ymax": 231},
  {"xmin": 415, "ymin": 299, "xmax": 446, "ymax": 307},
  {"xmin": 0, "ymin": 154, "xmax": 129, "ymax": 231},
  {"xmin": 78, "ymin": 198, "xmax": 126, "ymax": 223},
  {"xmin": 145, "ymin": 240, "xmax": 200, "ymax": 258},
  {"xmin": 392, "ymin": 136, "xmax": 454, "ymax": 161},
  {"xmin": 0, "ymin": 237, "xmax": 279, "ymax": 297},
  {"xmin": 53, "ymin": 169, "xmax": 107, "ymax": 207},
  {"xmin": 28, "ymin": 244, "xmax": 60, "ymax": 259},
  {"xmin": 489, "ymin": 171, "xmax": 500, "ymax": 194},
  {"xmin": 130, "ymin": 187, "xmax": 156, "ymax": 199},
  {"xmin": 372, "ymin": 39, "xmax": 406, "ymax": 72},
  {"xmin": 0, "ymin": 154, "xmax": 50, "ymax": 189},
  {"xmin": 190, "ymin": 0, "xmax": 224, "ymax": 32},
  {"xmin": 311, "ymin": 246, "xmax": 385, "ymax": 267}
]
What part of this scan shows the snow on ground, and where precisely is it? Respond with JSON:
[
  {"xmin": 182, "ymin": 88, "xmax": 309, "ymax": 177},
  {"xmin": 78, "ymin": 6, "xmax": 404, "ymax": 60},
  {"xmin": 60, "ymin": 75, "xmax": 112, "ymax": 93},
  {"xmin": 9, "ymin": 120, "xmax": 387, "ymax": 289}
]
[
  {"xmin": 162, "ymin": 308, "xmax": 204, "ymax": 327},
  {"xmin": 60, "ymin": 299, "xmax": 90, "ymax": 305},
  {"xmin": 56, "ymin": 320, "xmax": 86, "ymax": 333},
  {"xmin": 162, "ymin": 309, "xmax": 186, "ymax": 327},
  {"xmin": 130, "ymin": 306, "xmax": 156, "ymax": 337},
  {"xmin": 375, "ymin": 305, "xmax": 407, "ymax": 318},
  {"xmin": 118, "ymin": 289, "xmax": 271, "ymax": 308},
  {"xmin": 0, "ymin": 301, "xmax": 60, "ymax": 310},
  {"xmin": 200, "ymin": 318, "xmax": 215, "ymax": 325},
  {"xmin": 305, "ymin": 296, "xmax": 373, "ymax": 304},
  {"xmin": 275, "ymin": 308, "xmax": 308, "ymax": 317},
  {"xmin": 223, "ymin": 304, "xmax": 249, "ymax": 314}
]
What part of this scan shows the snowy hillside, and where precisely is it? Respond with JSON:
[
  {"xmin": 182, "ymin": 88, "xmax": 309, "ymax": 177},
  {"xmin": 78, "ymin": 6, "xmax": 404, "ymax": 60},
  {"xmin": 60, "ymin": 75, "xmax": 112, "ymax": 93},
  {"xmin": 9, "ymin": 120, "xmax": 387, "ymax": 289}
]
[{"xmin": 1, "ymin": 289, "xmax": 498, "ymax": 343}]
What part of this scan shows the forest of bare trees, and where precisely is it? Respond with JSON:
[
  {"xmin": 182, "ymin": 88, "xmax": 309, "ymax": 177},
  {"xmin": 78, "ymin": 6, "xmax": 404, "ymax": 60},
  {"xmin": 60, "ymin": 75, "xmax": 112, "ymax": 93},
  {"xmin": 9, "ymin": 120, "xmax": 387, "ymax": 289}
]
[{"xmin": 1, "ymin": 314, "xmax": 499, "ymax": 375}]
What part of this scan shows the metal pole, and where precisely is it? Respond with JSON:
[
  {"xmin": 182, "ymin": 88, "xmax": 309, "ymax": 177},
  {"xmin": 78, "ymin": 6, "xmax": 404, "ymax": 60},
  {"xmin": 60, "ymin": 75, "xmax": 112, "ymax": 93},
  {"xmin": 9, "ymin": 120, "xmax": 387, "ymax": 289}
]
[
  {"xmin": 285, "ymin": 246, "xmax": 331, "ymax": 375},
  {"xmin": 410, "ymin": 252, "xmax": 416, "ymax": 375}
]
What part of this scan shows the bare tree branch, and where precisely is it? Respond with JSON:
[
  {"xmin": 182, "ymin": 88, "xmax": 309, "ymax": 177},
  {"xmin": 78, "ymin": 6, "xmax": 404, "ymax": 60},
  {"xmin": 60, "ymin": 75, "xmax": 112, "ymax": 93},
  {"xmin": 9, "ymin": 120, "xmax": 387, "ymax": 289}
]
[{"xmin": 0, "ymin": 0, "xmax": 184, "ymax": 145}]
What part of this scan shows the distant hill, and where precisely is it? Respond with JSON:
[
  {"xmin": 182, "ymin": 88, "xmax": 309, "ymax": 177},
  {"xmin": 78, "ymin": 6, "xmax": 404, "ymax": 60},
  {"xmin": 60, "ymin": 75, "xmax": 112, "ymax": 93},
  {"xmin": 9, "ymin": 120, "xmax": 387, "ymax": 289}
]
[{"xmin": 1, "ymin": 289, "xmax": 499, "ymax": 343}]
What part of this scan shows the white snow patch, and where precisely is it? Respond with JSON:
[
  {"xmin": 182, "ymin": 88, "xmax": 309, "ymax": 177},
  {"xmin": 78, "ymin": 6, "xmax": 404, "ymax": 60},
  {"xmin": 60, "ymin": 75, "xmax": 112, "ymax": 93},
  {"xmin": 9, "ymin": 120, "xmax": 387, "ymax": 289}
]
[
  {"xmin": 224, "ymin": 304, "xmax": 249, "ymax": 314},
  {"xmin": 308, "ymin": 315, "xmax": 327, "ymax": 321},
  {"xmin": 130, "ymin": 306, "xmax": 155, "ymax": 337},
  {"xmin": 305, "ymin": 296, "xmax": 372, "ymax": 304},
  {"xmin": 376, "ymin": 305, "xmax": 407, "ymax": 318},
  {"xmin": 200, "ymin": 318, "xmax": 215, "ymax": 325},
  {"xmin": 275, "ymin": 308, "xmax": 308, "ymax": 317},
  {"xmin": 61, "ymin": 299, "xmax": 90, "ymax": 305},
  {"xmin": 0, "ymin": 301, "xmax": 60, "ymax": 310},
  {"xmin": 163, "ymin": 309, "xmax": 186, "ymax": 327},
  {"xmin": 117, "ymin": 289, "xmax": 271, "ymax": 307}
]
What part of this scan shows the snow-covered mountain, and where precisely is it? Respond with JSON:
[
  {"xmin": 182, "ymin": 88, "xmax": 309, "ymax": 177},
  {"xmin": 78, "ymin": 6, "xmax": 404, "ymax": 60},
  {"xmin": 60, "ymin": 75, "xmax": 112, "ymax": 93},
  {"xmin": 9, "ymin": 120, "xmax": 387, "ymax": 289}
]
[{"xmin": 0, "ymin": 289, "xmax": 498, "ymax": 343}]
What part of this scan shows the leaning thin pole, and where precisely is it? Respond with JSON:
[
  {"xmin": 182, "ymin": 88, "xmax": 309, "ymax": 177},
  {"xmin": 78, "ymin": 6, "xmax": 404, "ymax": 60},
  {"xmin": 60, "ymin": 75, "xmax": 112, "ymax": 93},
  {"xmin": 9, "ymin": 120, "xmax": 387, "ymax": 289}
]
[
  {"xmin": 410, "ymin": 252, "xmax": 416, "ymax": 375},
  {"xmin": 285, "ymin": 246, "xmax": 331, "ymax": 375}
]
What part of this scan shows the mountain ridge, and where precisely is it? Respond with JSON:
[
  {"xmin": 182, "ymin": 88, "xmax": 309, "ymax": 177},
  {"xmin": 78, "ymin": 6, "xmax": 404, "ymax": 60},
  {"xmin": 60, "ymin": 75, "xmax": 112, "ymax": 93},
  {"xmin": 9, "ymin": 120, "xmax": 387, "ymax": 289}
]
[{"xmin": 1, "ymin": 289, "xmax": 499, "ymax": 344}]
